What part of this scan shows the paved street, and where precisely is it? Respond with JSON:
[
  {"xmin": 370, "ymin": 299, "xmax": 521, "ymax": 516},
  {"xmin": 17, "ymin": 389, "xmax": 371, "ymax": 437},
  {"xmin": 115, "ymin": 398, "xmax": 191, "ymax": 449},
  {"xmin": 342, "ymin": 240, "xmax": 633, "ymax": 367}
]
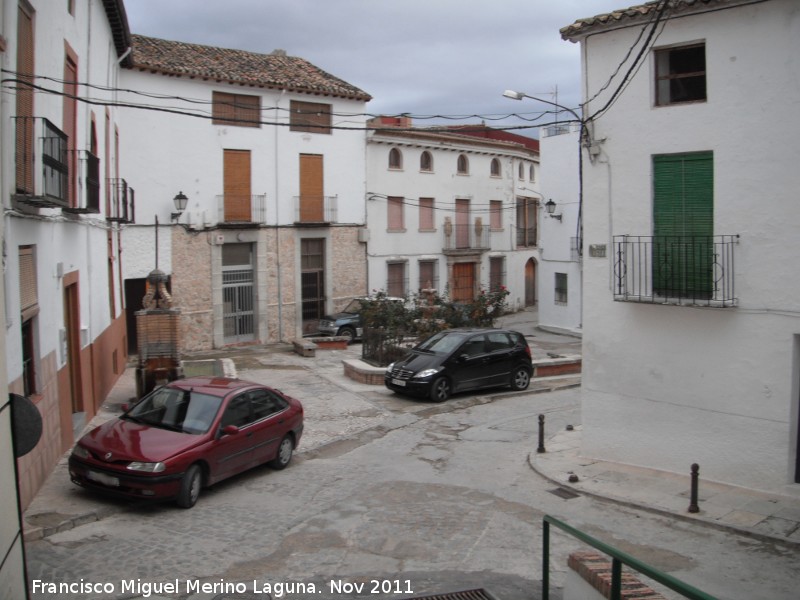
[{"xmin": 22, "ymin": 314, "xmax": 800, "ymax": 600}]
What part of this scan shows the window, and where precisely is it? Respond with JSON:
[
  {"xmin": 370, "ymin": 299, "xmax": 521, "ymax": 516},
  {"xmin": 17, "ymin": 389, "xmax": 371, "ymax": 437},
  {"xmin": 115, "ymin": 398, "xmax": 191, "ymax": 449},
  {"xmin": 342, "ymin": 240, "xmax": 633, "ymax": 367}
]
[
  {"xmin": 420, "ymin": 151, "xmax": 433, "ymax": 172},
  {"xmin": 516, "ymin": 198, "xmax": 538, "ymax": 247},
  {"xmin": 555, "ymin": 273, "xmax": 568, "ymax": 304},
  {"xmin": 653, "ymin": 152, "xmax": 714, "ymax": 298},
  {"xmin": 418, "ymin": 260, "xmax": 438, "ymax": 291},
  {"xmin": 419, "ymin": 197, "xmax": 434, "ymax": 231},
  {"xmin": 389, "ymin": 148, "xmax": 403, "ymax": 169},
  {"xmin": 518, "ymin": 162, "xmax": 525, "ymax": 180},
  {"xmin": 249, "ymin": 389, "xmax": 287, "ymax": 420},
  {"xmin": 388, "ymin": 196, "xmax": 404, "ymax": 231},
  {"xmin": 490, "ymin": 158, "xmax": 501, "ymax": 177},
  {"xmin": 290, "ymin": 100, "xmax": 332, "ymax": 134},
  {"xmin": 529, "ymin": 164, "xmax": 536, "ymax": 181},
  {"xmin": 489, "ymin": 257, "xmax": 505, "ymax": 292},
  {"xmin": 490, "ymin": 200, "xmax": 502, "ymax": 230},
  {"xmin": 212, "ymin": 92, "xmax": 261, "ymax": 128},
  {"xmin": 221, "ymin": 395, "xmax": 252, "ymax": 429},
  {"xmin": 457, "ymin": 154, "xmax": 469, "ymax": 175},
  {"xmin": 387, "ymin": 262, "xmax": 407, "ymax": 297},
  {"xmin": 655, "ymin": 43, "xmax": 706, "ymax": 106}
]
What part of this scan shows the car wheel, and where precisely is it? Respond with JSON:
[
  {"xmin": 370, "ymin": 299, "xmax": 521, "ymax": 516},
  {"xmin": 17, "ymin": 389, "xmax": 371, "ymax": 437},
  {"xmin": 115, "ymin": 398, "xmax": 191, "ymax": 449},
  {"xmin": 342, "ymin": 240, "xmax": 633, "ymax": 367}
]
[
  {"xmin": 511, "ymin": 366, "xmax": 531, "ymax": 391},
  {"xmin": 270, "ymin": 435, "xmax": 294, "ymax": 470},
  {"xmin": 337, "ymin": 326, "xmax": 356, "ymax": 344},
  {"xmin": 176, "ymin": 464, "xmax": 202, "ymax": 509},
  {"xmin": 429, "ymin": 377, "xmax": 451, "ymax": 403}
]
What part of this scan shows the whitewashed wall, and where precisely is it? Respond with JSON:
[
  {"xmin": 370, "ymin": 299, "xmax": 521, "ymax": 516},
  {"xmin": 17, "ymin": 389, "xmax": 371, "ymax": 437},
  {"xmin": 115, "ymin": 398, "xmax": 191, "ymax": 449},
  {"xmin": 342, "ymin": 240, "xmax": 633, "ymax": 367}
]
[
  {"xmin": 577, "ymin": 0, "xmax": 800, "ymax": 492},
  {"xmin": 539, "ymin": 124, "xmax": 582, "ymax": 334}
]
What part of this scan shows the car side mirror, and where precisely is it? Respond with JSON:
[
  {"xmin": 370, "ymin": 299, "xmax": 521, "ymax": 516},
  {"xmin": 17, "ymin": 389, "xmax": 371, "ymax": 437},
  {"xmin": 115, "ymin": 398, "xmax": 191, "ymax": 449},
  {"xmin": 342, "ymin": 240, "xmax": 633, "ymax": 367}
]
[
  {"xmin": 458, "ymin": 353, "xmax": 470, "ymax": 362},
  {"xmin": 222, "ymin": 425, "xmax": 240, "ymax": 436},
  {"xmin": 121, "ymin": 403, "xmax": 129, "ymax": 412}
]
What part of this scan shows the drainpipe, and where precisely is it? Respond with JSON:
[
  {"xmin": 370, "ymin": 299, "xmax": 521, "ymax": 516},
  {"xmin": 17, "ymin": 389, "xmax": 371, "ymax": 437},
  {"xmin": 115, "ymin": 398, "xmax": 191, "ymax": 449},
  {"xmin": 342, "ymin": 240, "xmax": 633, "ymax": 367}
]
[{"xmin": 274, "ymin": 91, "xmax": 286, "ymax": 341}]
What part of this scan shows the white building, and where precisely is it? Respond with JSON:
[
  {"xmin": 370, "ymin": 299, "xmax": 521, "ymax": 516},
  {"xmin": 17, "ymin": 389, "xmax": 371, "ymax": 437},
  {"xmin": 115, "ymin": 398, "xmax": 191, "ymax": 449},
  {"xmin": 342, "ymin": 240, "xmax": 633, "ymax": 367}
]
[
  {"xmin": 365, "ymin": 118, "xmax": 541, "ymax": 312},
  {"xmin": 118, "ymin": 35, "xmax": 371, "ymax": 348},
  {"xmin": 538, "ymin": 123, "xmax": 582, "ymax": 335},
  {"xmin": 2, "ymin": 0, "xmax": 131, "ymax": 507},
  {"xmin": 563, "ymin": 0, "xmax": 800, "ymax": 493}
]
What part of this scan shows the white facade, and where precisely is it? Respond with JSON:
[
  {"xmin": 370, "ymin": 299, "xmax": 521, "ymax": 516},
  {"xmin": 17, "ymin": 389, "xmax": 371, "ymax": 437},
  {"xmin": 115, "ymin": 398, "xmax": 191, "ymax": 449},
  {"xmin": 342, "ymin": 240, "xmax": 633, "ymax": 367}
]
[
  {"xmin": 118, "ymin": 39, "xmax": 370, "ymax": 347},
  {"xmin": 567, "ymin": 0, "xmax": 800, "ymax": 492},
  {"xmin": 1, "ymin": 0, "xmax": 130, "ymax": 507},
  {"xmin": 538, "ymin": 123, "xmax": 582, "ymax": 335},
  {"xmin": 366, "ymin": 126, "xmax": 541, "ymax": 312}
]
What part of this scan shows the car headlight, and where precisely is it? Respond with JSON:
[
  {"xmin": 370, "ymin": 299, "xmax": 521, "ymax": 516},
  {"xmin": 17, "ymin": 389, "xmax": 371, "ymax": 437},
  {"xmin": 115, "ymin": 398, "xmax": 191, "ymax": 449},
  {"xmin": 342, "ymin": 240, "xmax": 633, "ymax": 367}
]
[
  {"xmin": 414, "ymin": 368, "xmax": 441, "ymax": 379},
  {"xmin": 126, "ymin": 461, "xmax": 166, "ymax": 473},
  {"xmin": 72, "ymin": 445, "xmax": 90, "ymax": 459},
  {"xmin": 386, "ymin": 362, "xmax": 395, "ymax": 371}
]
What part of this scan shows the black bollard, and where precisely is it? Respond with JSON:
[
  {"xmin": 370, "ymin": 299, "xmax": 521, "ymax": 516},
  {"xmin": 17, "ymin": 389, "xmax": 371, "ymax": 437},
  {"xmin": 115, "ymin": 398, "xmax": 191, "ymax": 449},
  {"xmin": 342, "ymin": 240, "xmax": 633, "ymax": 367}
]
[
  {"xmin": 537, "ymin": 414, "xmax": 546, "ymax": 453},
  {"xmin": 688, "ymin": 463, "xmax": 700, "ymax": 513}
]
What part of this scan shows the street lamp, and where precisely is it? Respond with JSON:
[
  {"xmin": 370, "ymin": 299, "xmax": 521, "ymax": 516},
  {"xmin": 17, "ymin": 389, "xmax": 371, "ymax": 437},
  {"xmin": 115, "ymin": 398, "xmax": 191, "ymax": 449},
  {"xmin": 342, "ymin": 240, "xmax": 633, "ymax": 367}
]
[
  {"xmin": 502, "ymin": 89, "xmax": 582, "ymax": 122},
  {"xmin": 544, "ymin": 199, "xmax": 562, "ymax": 222},
  {"xmin": 171, "ymin": 191, "xmax": 188, "ymax": 221}
]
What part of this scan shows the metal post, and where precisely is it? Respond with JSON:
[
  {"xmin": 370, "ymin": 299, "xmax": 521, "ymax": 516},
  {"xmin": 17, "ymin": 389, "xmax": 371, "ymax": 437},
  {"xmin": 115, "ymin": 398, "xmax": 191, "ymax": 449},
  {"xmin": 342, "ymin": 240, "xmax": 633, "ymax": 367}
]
[
  {"xmin": 611, "ymin": 558, "xmax": 622, "ymax": 600},
  {"xmin": 537, "ymin": 414, "xmax": 546, "ymax": 453},
  {"xmin": 542, "ymin": 519, "xmax": 550, "ymax": 600},
  {"xmin": 688, "ymin": 463, "xmax": 700, "ymax": 513}
]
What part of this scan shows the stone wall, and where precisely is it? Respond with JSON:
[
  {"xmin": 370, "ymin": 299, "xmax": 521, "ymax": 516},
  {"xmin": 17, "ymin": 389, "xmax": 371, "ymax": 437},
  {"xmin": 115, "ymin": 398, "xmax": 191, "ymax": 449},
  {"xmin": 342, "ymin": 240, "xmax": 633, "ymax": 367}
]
[{"xmin": 171, "ymin": 228, "xmax": 213, "ymax": 351}]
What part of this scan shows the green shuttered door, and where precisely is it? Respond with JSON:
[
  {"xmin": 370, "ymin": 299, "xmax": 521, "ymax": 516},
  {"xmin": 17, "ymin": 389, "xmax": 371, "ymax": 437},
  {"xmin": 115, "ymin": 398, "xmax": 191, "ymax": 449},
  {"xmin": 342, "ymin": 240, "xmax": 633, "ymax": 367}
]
[{"xmin": 652, "ymin": 152, "xmax": 713, "ymax": 298}]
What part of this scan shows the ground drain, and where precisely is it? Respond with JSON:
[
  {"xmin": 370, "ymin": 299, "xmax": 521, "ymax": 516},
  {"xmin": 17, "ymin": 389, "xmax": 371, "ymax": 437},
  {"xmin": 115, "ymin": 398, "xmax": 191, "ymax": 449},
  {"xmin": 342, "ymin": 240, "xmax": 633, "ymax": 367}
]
[
  {"xmin": 404, "ymin": 589, "xmax": 499, "ymax": 600},
  {"xmin": 548, "ymin": 487, "xmax": 580, "ymax": 500}
]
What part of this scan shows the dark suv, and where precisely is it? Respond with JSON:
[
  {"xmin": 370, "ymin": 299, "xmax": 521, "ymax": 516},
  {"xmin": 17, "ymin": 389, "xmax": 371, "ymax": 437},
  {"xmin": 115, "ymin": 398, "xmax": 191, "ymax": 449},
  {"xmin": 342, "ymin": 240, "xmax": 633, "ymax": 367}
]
[
  {"xmin": 385, "ymin": 328, "xmax": 532, "ymax": 402},
  {"xmin": 318, "ymin": 297, "xmax": 403, "ymax": 343}
]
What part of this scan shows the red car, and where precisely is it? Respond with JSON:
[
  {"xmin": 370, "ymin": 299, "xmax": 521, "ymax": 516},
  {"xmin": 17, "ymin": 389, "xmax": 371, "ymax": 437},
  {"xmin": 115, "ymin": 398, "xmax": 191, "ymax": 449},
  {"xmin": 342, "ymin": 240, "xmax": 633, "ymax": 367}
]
[{"xmin": 69, "ymin": 376, "xmax": 304, "ymax": 508}]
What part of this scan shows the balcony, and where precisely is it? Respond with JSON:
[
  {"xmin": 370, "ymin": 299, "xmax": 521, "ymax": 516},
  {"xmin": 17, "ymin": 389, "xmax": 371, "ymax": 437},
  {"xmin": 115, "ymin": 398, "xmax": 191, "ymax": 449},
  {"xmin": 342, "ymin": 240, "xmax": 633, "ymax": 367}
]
[
  {"xmin": 443, "ymin": 221, "xmax": 490, "ymax": 253},
  {"xmin": 13, "ymin": 117, "xmax": 69, "ymax": 208},
  {"xmin": 63, "ymin": 150, "xmax": 100, "ymax": 214},
  {"xmin": 107, "ymin": 178, "xmax": 135, "ymax": 223},
  {"xmin": 613, "ymin": 235, "xmax": 738, "ymax": 307},
  {"xmin": 215, "ymin": 194, "xmax": 266, "ymax": 225},
  {"xmin": 293, "ymin": 195, "xmax": 338, "ymax": 225}
]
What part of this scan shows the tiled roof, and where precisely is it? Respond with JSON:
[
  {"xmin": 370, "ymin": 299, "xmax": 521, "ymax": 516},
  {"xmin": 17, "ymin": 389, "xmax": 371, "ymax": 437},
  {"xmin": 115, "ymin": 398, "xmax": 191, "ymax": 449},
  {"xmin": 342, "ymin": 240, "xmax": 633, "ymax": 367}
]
[
  {"xmin": 561, "ymin": 0, "xmax": 750, "ymax": 40},
  {"xmin": 129, "ymin": 34, "xmax": 371, "ymax": 101},
  {"xmin": 370, "ymin": 126, "xmax": 538, "ymax": 156}
]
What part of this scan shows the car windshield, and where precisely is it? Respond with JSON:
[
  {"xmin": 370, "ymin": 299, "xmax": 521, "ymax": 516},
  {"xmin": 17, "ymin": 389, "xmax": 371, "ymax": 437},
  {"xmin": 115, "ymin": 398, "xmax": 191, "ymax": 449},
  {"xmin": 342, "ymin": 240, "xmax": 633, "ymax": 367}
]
[
  {"xmin": 342, "ymin": 299, "xmax": 364, "ymax": 314},
  {"xmin": 125, "ymin": 387, "xmax": 223, "ymax": 435},
  {"xmin": 416, "ymin": 332, "xmax": 467, "ymax": 354}
]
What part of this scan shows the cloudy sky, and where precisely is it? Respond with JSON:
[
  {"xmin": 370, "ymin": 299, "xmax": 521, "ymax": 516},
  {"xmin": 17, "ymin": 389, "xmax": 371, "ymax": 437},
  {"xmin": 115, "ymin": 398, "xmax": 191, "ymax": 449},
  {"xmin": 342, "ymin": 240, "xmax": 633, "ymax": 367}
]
[{"xmin": 123, "ymin": 0, "xmax": 630, "ymax": 135}]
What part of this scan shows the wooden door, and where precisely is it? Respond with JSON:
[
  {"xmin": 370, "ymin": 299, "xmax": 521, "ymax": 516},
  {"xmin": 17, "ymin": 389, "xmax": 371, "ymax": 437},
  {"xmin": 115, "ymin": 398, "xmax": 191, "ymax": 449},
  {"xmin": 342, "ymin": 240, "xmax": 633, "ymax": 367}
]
[
  {"xmin": 451, "ymin": 262, "xmax": 475, "ymax": 303},
  {"xmin": 224, "ymin": 149, "xmax": 251, "ymax": 222},
  {"xmin": 299, "ymin": 154, "xmax": 324, "ymax": 222}
]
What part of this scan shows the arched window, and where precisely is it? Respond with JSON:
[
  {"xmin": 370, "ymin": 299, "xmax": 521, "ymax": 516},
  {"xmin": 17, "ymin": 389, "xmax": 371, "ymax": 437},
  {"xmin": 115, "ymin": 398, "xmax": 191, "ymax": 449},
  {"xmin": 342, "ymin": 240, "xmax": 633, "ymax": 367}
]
[
  {"xmin": 490, "ymin": 158, "xmax": 501, "ymax": 177},
  {"xmin": 457, "ymin": 154, "xmax": 469, "ymax": 175},
  {"xmin": 518, "ymin": 162, "xmax": 525, "ymax": 179},
  {"xmin": 530, "ymin": 164, "xmax": 536, "ymax": 181},
  {"xmin": 420, "ymin": 151, "xmax": 433, "ymax": 172},
  {"xmin": 389, "ymin": 148, "xmax": 403, "ymax": 169}
]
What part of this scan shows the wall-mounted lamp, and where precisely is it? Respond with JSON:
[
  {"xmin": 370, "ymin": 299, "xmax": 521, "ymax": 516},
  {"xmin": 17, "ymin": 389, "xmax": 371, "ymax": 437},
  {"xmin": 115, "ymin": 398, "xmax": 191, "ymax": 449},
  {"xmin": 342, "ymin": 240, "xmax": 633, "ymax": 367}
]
[
  {"xmin": 544, "ymin": 199, "xmax": 562, "ymax": 222},
  {"xmin": 171, "ymin": 191, "xmax": 188, "ymax": 221}
]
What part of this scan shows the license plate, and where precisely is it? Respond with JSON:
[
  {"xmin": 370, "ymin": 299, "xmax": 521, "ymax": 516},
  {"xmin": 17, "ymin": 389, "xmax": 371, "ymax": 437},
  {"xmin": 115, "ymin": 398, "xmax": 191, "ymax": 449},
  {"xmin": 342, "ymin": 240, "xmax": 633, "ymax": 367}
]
[
  {"xmin": 391, "ymin": 378, "xmax": 407, "ymax": 387},
  {"xmin": 87, "ymin": 470, "xmax": 120, "ymax": 487}
]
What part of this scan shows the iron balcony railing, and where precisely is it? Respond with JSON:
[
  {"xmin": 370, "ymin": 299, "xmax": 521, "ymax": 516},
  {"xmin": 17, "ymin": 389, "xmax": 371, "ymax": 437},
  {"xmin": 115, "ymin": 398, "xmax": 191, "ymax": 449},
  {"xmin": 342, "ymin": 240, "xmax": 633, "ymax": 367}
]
[
  {"xmin": 293, "ymin": 195, "xmax": 338, "ymax": 224},
  {"xmin": 216, "ymin": 194, "xmax": 267, "ymax": 225},
  {"xmin": 542, "ymin": 515, "xmax": 718, "ymax": 600},
  {"xmin": 613, "ymin": 235, "xmax": 738, "ymax": 307},
  {"xmin": 64, "ymin": 150, "xmax": 100, "ymax": 214},
  {"xmin": 107, "ymin": 178, "xmax": 135, "ymax": 223},
  {"xmin": 443, "ymin": 222, "xmax": 490, "ymax": 252},
  {"xmin": 13, "ymin": 117, "xmax": 69, "ymax": 207}
]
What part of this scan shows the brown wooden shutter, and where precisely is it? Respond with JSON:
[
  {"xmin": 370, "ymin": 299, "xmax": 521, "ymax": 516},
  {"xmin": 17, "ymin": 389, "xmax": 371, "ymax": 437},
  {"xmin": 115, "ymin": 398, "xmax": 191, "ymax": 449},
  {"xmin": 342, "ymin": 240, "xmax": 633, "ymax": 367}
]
[
  {"xmin": 64, "ymin": 54, "xmax": 78, "ymax": 207},
  {"xmin": 299, "ymin": 154, "xmax": 324, "ymax": 222},
  {"xmin": 16, "ymin": 4, "xmax": 35, "ymax": 193},
  {"xmin": 223, "ymin": 149, "xmax": 251, "ymax": 222},
  {"xmin": 19, "ymin": 247, "xmax": 39, "ymax": 321},
  {"xmin": 419, "ymin": 198, "xmax": 434, "ymax": 230},
  {"xmin": 387, "ymin": 196, "xmax": 404, "ymax": 231}
]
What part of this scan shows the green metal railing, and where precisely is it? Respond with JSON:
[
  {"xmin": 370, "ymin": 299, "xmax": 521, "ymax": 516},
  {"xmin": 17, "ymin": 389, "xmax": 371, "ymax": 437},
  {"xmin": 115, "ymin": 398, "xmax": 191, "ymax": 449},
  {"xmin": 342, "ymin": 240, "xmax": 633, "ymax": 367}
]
[{"xmin": 542, "ymin": 515, "xmax": 718, "ymax": 600}]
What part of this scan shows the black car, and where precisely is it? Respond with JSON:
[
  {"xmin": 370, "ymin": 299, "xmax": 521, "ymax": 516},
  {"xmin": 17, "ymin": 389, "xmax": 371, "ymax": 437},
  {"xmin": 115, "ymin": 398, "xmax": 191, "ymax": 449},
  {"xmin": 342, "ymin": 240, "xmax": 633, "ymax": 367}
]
[{"xmin": 385, "ymin": 328, "xmax": 533, "ymax": 402}]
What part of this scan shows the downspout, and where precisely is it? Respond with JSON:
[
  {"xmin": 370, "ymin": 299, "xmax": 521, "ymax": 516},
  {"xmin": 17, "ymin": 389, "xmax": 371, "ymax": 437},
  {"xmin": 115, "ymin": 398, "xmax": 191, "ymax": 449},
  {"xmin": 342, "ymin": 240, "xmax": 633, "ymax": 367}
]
[{"xmin": 274, "ymin": 90, "xmax": 285, "ymax": 341}]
